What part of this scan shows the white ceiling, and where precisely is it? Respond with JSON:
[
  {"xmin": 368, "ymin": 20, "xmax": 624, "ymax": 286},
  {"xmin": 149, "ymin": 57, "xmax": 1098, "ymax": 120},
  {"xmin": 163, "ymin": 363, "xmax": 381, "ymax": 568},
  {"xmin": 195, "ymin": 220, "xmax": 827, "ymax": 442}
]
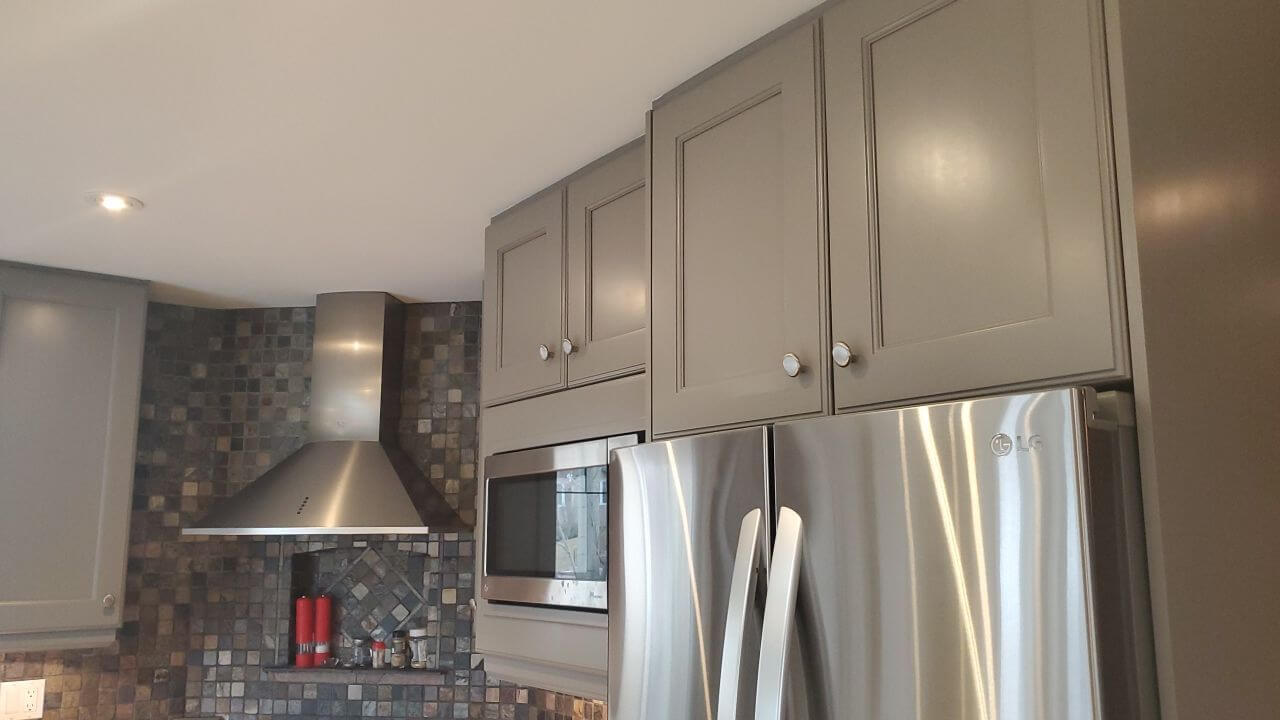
[{"xmin": 0, "ymin": 0, "xmax": 821, "ymax": 307}]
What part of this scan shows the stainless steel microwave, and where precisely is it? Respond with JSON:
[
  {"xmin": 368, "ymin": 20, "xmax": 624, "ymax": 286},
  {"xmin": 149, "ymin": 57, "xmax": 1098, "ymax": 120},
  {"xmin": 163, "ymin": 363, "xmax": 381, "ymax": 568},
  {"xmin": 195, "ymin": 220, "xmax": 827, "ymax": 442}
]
[{"xmin": 481, "ymin": 433, "xmax": 640, "ymax": 611}]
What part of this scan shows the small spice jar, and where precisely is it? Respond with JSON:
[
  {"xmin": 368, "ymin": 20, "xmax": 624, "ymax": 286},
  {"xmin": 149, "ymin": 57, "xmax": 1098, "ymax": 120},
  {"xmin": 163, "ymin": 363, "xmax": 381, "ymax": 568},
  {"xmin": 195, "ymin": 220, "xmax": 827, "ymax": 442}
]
[
  {"xmin": 408, "ymin": 628, "xmax": 431, "ymax": 669},
  {"xmin": 370, "ymin": 640, "xmax": 387, "ymax": 669},
  {"xmin": 350, "ymin": 638, "xmax": 372, "ymax": 668},
  {"xmin": 390, "ymin": 630, "xmax": 410, "ymax": 669}
]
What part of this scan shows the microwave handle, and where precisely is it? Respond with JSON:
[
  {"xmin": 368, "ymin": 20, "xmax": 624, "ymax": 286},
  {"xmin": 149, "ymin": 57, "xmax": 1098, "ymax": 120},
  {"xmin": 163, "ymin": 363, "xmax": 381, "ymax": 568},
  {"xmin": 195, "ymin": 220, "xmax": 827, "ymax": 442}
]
[
  {"xmin": 716, "ymin": 508, "xmax": 764, "ymax": 720},
  {"xmin": 755, "ymin": 507, "xmax": 803, "ymax": 720}
]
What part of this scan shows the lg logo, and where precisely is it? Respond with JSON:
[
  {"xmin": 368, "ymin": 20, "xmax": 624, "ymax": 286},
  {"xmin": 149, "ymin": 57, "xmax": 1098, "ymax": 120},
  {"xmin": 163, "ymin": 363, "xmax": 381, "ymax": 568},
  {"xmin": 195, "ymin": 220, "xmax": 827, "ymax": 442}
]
[{"xmin": 990, "ymin": 433, "xmax": 1043, "ymax": 456}]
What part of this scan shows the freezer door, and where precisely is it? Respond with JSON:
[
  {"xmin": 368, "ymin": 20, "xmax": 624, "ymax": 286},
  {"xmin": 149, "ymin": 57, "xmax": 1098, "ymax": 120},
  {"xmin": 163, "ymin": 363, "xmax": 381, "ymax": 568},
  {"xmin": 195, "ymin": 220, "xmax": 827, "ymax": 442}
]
[
  {"xmin": 609, "ymin": 427, "xmax": 772, "ymax": 720},
  {"xmin": 772, "ymin": 388, "xmax": 1101, "ymax": 720}
]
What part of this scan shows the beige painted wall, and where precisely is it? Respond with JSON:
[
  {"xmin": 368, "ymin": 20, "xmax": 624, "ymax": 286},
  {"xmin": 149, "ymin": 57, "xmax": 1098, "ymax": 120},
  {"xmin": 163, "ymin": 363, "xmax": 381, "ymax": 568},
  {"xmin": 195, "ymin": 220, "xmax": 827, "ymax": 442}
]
[{"xmin": 1109, "ymin": 0, "xmax": 1280, "ymax": 716}]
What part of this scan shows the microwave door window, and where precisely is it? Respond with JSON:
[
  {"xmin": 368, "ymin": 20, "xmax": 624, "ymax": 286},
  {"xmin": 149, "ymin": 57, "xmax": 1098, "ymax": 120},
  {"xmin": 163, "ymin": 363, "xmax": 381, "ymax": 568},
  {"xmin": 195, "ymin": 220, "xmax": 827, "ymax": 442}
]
[
  {"xmin": 555, "ymin": 465, "xmax": 607, "ymax": 582},
  {"xmin": 488, "ymin": 472, "xmax": 558, "ymax": 578},
  {"xmin": 488, "ymin": 465, "xmax": 608, "ymax": 582}
]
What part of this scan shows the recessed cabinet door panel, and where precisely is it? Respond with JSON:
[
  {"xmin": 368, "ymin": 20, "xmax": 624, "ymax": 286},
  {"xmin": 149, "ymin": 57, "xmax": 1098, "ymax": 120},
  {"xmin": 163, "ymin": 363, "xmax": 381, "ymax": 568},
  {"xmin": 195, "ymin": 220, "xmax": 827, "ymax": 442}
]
[
  {"xmin": 483, "ymin": 190, "xmax": 566, "ymax": 405},
  {"xmin": 825, "ymin": 0, "xmax": 1128, "ymax": 411},
  {"xmin": 566, "ymin": 142, "xmax": 647, "ymax": 385},
  {"xmin": 651, "ymin": 23, "xmax": 827, "ymax": 436},
  {"xmin": 0, "ymin": 265, "xmax": 145, "ymax": 639}
]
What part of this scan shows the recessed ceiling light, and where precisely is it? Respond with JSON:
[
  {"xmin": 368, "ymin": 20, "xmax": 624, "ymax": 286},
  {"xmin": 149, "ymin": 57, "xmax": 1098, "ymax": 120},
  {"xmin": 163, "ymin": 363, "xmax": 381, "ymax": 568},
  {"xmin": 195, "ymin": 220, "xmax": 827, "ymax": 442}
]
[{"xmin": 85, "ymin": 192, "xmax": 143, "ymax": 212}]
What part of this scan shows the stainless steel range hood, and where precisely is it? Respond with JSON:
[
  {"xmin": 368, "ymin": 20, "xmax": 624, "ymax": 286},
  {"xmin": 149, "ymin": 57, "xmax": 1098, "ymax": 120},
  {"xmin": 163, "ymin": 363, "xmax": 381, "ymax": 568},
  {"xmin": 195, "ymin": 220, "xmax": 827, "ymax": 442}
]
[{"xmin": 184, "ymin": 292, "xmax": 467, "ymax": 536}]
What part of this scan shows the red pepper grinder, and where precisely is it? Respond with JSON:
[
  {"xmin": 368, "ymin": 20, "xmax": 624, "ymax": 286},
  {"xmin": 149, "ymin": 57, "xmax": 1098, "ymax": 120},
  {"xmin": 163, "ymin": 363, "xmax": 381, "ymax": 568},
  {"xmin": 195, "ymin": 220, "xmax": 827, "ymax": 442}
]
[
  {"xmin": 294, "ymin": 595, "xmax": 315, "ymax": 667},
  {"xmin": 314, "ymin": 594, "xmax": 332, "ymax": 664}
]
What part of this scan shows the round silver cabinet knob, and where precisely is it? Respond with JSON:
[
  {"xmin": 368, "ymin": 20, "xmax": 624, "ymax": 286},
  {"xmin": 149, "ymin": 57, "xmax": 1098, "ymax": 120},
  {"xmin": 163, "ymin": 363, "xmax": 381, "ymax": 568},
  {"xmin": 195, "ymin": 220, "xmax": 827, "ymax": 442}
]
[
  {"xmin": 538, "ymin": 344, "xmax": 552, "ymax": 361},
  {"xmin": 781, "ymin": 353, "xmax": 803, "ymax": 378},
  {"xmin": 102, "ymin": 594, "xmax": 116, "ymax": 609},
  {"xmin": 831, "ymin": 342, "xmax": 858, "ymax": 368},
  {"xmin": 561, "ymin": 338, "xmax": 576, "ymax": 356}
]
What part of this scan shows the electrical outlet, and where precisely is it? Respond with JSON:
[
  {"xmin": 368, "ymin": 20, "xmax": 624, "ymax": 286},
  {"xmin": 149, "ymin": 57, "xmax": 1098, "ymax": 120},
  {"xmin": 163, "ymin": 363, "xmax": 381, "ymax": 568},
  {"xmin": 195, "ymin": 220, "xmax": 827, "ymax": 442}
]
[{"xmin": 0, "ymin": 678, "xmax": 45, "ymax": 720}]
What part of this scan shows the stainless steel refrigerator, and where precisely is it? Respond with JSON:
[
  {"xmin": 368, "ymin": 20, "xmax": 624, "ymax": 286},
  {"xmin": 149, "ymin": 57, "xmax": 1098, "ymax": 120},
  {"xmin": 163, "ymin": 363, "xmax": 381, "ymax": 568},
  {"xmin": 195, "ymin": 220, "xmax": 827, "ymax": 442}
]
[{"xmin": 608, "ymin": 387, "xmax": 1158, "ymax": 720}]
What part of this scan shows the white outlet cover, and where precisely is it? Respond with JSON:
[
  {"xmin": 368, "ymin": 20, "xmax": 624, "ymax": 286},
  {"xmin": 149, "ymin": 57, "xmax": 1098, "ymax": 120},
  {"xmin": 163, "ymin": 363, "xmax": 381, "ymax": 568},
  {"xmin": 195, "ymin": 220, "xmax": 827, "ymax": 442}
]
[{"xmin": 0, "ymin": 678, "xmax": 45, "ymax": 720}]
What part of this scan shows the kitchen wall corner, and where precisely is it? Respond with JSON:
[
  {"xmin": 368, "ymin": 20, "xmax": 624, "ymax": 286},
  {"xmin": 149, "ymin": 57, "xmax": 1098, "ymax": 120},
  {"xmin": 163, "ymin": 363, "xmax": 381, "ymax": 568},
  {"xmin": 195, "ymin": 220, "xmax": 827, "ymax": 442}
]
[{"xmin": 0, "ymin": 301, "xmax": 606, "ymax": 720}]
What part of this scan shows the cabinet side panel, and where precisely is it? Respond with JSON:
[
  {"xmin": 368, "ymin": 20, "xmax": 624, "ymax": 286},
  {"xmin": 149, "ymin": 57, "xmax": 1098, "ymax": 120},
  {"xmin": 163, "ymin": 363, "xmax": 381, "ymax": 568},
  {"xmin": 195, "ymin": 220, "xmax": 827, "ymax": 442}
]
[{"xmin": 1109, "ymin": 0, "xmax": 1280, "ymax": 715}]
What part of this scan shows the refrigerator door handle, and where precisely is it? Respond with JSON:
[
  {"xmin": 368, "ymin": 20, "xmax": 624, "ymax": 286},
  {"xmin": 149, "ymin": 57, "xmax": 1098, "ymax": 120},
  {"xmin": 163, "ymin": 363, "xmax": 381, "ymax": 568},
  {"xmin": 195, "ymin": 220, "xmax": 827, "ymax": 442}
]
[
  {"xmin": 754, "ymin": 507, "xmax": 803, "ymax": 720},
  {"xmin": 717, "ymin": 508, "xmax": 764, "ymax": 720}
]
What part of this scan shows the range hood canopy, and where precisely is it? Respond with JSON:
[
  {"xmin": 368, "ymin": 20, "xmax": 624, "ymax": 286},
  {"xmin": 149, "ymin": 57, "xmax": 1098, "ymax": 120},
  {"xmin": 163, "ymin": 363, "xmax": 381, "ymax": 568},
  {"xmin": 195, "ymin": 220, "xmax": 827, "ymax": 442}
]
[{"xmin": 184, "ymin": 292, "xmax": 468, "ymax": 536}]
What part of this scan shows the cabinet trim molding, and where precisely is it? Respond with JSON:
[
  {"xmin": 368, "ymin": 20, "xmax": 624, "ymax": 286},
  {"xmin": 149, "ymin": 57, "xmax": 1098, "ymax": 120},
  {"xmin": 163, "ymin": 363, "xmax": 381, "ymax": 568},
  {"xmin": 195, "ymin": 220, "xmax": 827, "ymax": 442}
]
[{"xmin": 0, "ymin": 628, "xmax": 119, "ymax": 653}]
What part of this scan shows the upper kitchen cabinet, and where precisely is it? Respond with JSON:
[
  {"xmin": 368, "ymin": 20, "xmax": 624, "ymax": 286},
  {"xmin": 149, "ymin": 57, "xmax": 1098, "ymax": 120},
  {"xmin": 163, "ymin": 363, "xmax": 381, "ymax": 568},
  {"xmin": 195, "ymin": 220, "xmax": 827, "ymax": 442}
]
[
  {"xmin": 483, "ymin": 141, "xmax": 649, "ymax": 407},
  {"xmin": 650, "ymin": 22, "xmax": 828, "ymax": 437},
  {"xmin": 823, "ymin": 0, "xmax": 1129, "ymax": 411},
  {"xmin": 0, "ymin": 263, "xmax": 146, "ymax": 651},
  {"xmin": 483, "ymin": 189, "xmax": 567, "ymax": 404},
  {"xmin": 564, "ymin": 141, "xmax": 647, "ymax": 386}
]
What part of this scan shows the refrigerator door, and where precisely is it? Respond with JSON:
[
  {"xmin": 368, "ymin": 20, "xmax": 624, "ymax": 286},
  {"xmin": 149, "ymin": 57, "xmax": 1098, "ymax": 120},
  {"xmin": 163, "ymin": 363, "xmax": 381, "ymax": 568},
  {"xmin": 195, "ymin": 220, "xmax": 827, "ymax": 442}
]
[
  {"xmin": 772, "ymin": 388, "xmax": 1102, "ymax": 720},
  {"xmin": 609, "ymin": 427, "xmax": 772, "ymax": 720}
]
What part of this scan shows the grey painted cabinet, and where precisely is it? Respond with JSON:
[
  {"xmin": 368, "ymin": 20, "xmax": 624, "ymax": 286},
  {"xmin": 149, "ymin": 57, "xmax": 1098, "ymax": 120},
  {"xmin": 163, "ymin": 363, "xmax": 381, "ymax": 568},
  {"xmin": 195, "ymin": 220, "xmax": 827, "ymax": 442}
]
[
  {"xmin": 0, "ymin": 263, "xmax": 146, "ymax": 651},
  {"xmin": 565, "ymin": 142, "xmax": 647, "ymax": 386},
  {"xmin": 483, "ymin": 142, "xmax": 648, "ymax": 407},
  {"xmin": 650, "ymin": 22, "xmax": 827, "ymax": 436},
  {"xmin": 823, "ymin": 0, "xmax": 1129, "ymax": 410},
  {"xmin": 482, "ymin": 190, "xmax": 567, "ymax": 404}
]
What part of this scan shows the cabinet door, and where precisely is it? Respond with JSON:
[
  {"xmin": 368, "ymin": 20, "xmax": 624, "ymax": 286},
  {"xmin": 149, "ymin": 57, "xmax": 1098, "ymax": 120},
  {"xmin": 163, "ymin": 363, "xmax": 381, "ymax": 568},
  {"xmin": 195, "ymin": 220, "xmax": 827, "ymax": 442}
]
[
  {"xmin": 0, "ymin": 265, "xmax": 145, "ymax": 645},
  {"xmin": 565, "ymin": 142, "xmax": 647, "ymax": 386},
  {"xmin": 483, "ymin": 189, "xmax": 566, "ymax": 405},
  {"xmin": 825, "ymin": 0, "xmax": 1128, "ymax": 411},
  {"xmin": 651, "ymin": 22, "xmax": 827, "ymax": 436}
]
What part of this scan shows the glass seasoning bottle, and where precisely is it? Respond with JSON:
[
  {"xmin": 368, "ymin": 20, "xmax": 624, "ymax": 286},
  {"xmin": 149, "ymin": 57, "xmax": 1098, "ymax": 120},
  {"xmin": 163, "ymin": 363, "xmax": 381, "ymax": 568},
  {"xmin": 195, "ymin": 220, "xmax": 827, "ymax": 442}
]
[
  {"xmin": 351, "ymin": 638, "xmax": 372, "ymax": 668},
  {"xmin": 371, "ymin": 640, "xmax": 387, "ymax": 669},
  {"xmin": 408, "ymin": 628, "xmax": 431, "ymax": 669},
  {"xmin": 390, "ymin": 630, "xmax": 410, "ymax": 669}
]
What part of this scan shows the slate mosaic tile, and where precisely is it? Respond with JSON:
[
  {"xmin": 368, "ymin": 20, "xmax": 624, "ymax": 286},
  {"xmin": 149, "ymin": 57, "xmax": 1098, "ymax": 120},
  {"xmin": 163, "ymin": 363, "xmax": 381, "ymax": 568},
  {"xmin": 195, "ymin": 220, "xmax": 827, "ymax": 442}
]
[
  {"xmin": 0, "ymin": 301, "xmax": 606, "ymax": 720},
  {"xmin": 303, "ymin": 546, "xmax": 428, "ymax": 647}
]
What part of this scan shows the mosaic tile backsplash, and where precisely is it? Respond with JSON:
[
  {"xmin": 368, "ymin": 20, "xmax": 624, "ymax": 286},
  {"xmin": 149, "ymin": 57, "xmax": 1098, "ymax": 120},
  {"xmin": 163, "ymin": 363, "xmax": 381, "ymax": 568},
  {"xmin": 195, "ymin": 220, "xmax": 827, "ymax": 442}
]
[
  {"xmin": 292, "ymin": 545, "xmax": 431, "ymax": 650},
  {"xmin": 0, "ymin": 301, "xmax": 606, "ymax": 720}
]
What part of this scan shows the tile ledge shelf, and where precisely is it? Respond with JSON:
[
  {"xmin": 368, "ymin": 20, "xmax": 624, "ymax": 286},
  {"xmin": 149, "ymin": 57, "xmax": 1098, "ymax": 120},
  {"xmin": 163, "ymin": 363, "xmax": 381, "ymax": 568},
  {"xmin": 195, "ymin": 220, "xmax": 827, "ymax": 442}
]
[{"xmin": 263, "ymin": 667, "xmax": 448, "ymax": 685}]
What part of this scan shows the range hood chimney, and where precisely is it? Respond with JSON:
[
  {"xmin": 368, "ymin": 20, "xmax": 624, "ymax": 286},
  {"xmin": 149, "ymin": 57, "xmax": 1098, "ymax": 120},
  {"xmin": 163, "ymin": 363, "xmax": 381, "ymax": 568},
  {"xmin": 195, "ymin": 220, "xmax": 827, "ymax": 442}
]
[{"xmin": 184, "ymin": 292, "xmax": 467, "ymax": 535}]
